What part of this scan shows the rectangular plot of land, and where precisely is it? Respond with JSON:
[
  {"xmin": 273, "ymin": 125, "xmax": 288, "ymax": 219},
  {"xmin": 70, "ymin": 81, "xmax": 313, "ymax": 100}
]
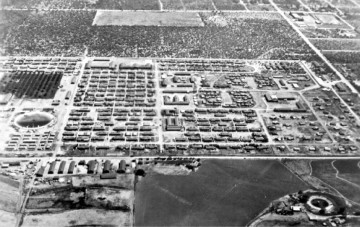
[
  {"xmin": 93, "ymin": 11, "xmax": 204, "ymax": 27},
  {"xmin": 161, "ymin": 0, "xmax": 185, "ymax": 10},
  {"xmin": 183, "ymin": 0, "xmax": 215, "ymax": 10},
  {"xmin": 0, "ymin": 71, "xmax": 63, "ymax": 99}
]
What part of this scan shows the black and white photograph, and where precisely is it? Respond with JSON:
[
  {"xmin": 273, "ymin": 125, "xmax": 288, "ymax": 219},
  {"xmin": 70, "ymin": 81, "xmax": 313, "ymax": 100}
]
[{"xmin": 0, "ymin": 0, "xmax": 360, "ymax": 226}]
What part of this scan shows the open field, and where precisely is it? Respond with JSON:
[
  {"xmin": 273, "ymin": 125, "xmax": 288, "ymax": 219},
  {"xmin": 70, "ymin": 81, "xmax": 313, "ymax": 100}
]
[
  {"xmin": 93, "ymin": 11, "xmax": 205, "ymax": 27},
  {"xmin": 333, "ymin": 160, "xmax": 360, "ymax": 173},
  {"xmin": 274, "ymin": 0, "xmax": 309, "ymax": 11},
  {"xmin": 161, "ymin": 0, "xmax": 185, "ymax": 10},
  {"xmin": 23, "ymin": 174, "xmax": 135, "ymax": 226},
  {"xmin": 254, "ymin": 213, "xmax": 317, "ymax": 227},
  {"xmin": 135, "ymin": 159, "xmax": 307, "ymax": 226},
  {"xmin": 333, "ymin": 160, "xmax": 360, "ymax": 186},
  {"xmin": 324, "ymin": 51, "xmax": 360, "ymax": 64},
  {"xmin": 71, "ymin": 175, "xmax": 134, "ymax": 189},
  {"xmin": 0, "ymin": 210, "xmax": 17, "ymax": 227},
  {"xmin": 183, "ymin": 0, "xmax": 215, "ymax": 10},
  {"xmin": 22, "ymin": 208, "xmax": 132, "ymax": 226},
  {"xmin": 311, "ymin": 160, "xmax": 360, "ymax": 204},
  {"xmin": 0, "ymin": 175, "xmax": 20, "ymax": 213},
  {"xmin": 212, "ymin": 0, "xmax": 246, "ymax": 10},
  {"xmin": 282, "ymin": 160, "xmax": 330, "ymax": 192},
  {"xmin": 0, "ymin": 175, "xmax": 20, "ymax": 226},
  {"xmin": 26, "ymin": 185, "xmax": 133, "ymax": 211},
  {"xmin": 311, "ymin": 39, "xmax": 360, "ymax": 51}
]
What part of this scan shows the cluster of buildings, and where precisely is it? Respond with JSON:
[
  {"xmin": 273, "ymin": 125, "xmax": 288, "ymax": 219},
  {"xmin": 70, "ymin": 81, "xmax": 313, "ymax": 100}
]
[
  {"xmin": 162, "ymin": 107, "xmax": 266, "ymax": 143},
  {"xmin": 157, "ymin": 59, "xmax": 249, "ymax": 72},
  {"xmin": 63, "ymin": 108, "xmax": 158, "ymax": 144},
  {"xmin": 6, "ymin": 132, "xmax": 56, "ymax": 152},
  {"xmin": 36, "ymin": 159, "xmax": 128, "ymax": 178},
  {"xmin": 262, "ymin": 61, "xmax": 305, "ymax": 73},
  {"xmin": 164, "ymin": 95, "xmax": 190, "ymax": 105},
  {"xmin": 163, "ymin": 143, "xmax": 270, "ymax": 154},
  {"xmin": 196, "ymin": 90, "xmax": 222, "ymax": 107},
  {"xmin": 75, "ymin": 69, "xmax": 156, "ymax": 107},
  {"xmin": 0, "ymin": 57, "xmax": 80, "ymax": 75},
  {"xmin": 228, "ymin": 91, "xmax": 255, "ymax": 108}
]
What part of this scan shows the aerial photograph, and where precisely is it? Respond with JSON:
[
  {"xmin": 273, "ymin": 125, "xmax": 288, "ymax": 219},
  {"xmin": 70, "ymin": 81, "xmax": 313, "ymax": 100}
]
[{"xmin": 0, "ymin": 0, "xmax": 360, "ymax": 226}]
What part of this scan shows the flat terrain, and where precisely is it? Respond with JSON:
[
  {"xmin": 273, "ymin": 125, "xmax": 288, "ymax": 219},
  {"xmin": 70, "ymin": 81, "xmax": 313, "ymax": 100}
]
[
  {"xmin": 0, "ymin": 210, "xmax": 17, "ymax": 227},
  {"xmin": 135, "ymin": 159, "xmax": 307, "ymax": 226},
  {"xmin": 1, "ymin": 11, "xmax": 311, "ymax": 59},
  {"xmin": 1, "ymin": 0, "xmax": 360, "ymax": 225},
  {"xmin": 0, "ymin": 175, "xmax": 20, "ymax": 213},
  {"xmin": 0, "ymin": 175, "xmax": 19, "ymax": 227},
  {"xmin": 22, "ymin": 208, "xmax": 132, "ymax": 226},
  {"xmin": 311, "ymin": 160, "xmax": 360, "ymax": 204},
  {"xmin": 93, "ymin": 11, "xmax": 205, "ymax": 27}
]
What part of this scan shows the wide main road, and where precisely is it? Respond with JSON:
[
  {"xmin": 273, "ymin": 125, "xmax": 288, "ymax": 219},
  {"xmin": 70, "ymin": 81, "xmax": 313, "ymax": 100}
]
[
  {"xmin": 269, "ymin": 0, "xmax": 360, "ymax": 128},
  {"xmin": 269, "ymin": 0, "xmax": 357, "ymax": 94},
  {"xmin": 1, "ymin": 155, "xmax": 360, "ymax": 163}
]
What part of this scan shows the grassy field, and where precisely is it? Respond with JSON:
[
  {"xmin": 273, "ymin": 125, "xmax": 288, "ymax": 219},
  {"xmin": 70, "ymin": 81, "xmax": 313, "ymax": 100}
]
[
  {"xmin": 93, "ymin": 11, "xmax": 204, "ymax": 27},
  {"xmin": 22, "ymin": 209, "xmax": 132, "ymax": 226},
  {"xmin": 135, "ymin": 159, "xmax": 307, "ymax": 226},
  {"xmin": 0, "ymin": 210, "xmax": 17, "ymax": 227},
  {"xmin": 161, "ymin": 0, "xmax": 185, "ymax": 10},
  {"xmin": 71, "ymin": 174, "xmax": 134, "ymax": 189},
  {"xmin": 333, "ymin": 160, "xmax": 360, "ymax": 186},
  {"xmin": 311, "ymin": 39, "xmax": 360, "ymax": 51},
  {"xmin": 183, "ymin": 0, "xmax": 215, "ymax": 10},
  {"xmin": 0, "ymin": 175, "xmax": 20, "ymax": 213},
  {"xmin": 311, "ymin": 160, "xmax": 360, "ymax": 204},
  {"xmin": 213, "ymin": 0, "xmax": 247, "ymax": 10},
  {"xmin": 24, "ymin": 175, "xmax": 135, "ymax": 226},
  {"xmin": 333, "ymin": 160, "xmax": 360, "ymax": 174}
]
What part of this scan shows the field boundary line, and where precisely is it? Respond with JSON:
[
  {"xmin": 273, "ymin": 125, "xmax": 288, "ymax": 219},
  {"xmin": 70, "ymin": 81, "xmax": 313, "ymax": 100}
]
[
  {"xmin": 280, "ymin": 161, "xmax": 310, "ymax": 187},
  {"xmin": 349, "ymin": 0, "xmax": 360, "ymax": 8},
  {"xmin": 210, "ymin": 0, "xmax": 217, "ymax": 11},
  {"xmin": 297, "ymin": 0, "xmax": 312, "ymax": 12},
  {"xmin": 180, "ymin": 0, "xmax": 186, "ymax": 11},
  {"xmin": 310, "ymin": 161, "xmax": 360, "ymax": 206},
  {"xmin": 321, "ymin": 50, "xmax": 360, "ymax": 52},
  {"xmin": 309, "ymin": 38, "xmax": 360, "ymax": 41},
  {"xmin": 331, "ymin": 160, "xmax": 360, "ymax": 189},
  {"xmin": 158, "ymin": 0, "xmax": 163, "ymax": 11},
  {"xmin": 240, "ymin": 0, "xmax": 249, "ymax": 11}
]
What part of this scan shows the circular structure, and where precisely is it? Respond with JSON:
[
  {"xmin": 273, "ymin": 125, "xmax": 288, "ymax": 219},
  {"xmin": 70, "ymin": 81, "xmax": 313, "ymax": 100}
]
[
  {"xmin": 15, "ymin": 112, "xmax": 53, "ymax": 129},
  {"xmin": 306, "ymin": 195, "xmax": 334, "ymax": 214}
]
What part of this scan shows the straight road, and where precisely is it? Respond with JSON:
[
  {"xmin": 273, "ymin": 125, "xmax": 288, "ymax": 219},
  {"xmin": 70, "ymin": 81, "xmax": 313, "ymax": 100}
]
[{"xmin": 270, "ymin": 0, "xmax": 360, "ymax": 125}]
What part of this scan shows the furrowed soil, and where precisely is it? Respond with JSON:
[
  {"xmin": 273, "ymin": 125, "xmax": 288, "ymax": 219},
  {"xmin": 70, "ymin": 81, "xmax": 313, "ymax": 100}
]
[{"xmin": 134, "ymin": 159, "xmax": 307, "ymax": 226}]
